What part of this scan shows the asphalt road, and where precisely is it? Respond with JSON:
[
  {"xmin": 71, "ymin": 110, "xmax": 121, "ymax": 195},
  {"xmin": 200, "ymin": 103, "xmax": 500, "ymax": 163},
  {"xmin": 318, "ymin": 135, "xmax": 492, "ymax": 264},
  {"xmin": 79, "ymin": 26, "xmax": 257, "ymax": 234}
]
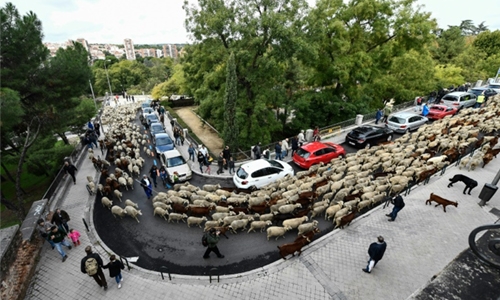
[{"xmin": 93, "ymin": 122, "xmax": 404, "ymax": 276}]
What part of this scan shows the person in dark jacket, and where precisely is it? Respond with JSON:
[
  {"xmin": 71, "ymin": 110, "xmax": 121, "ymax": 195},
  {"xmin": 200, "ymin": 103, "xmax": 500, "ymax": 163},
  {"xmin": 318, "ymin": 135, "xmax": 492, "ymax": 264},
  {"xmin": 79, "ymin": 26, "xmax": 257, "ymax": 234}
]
[
  {"xmin": 274, "ymin": 142, "xmax": 282, "ymax": 160},
  {"xmin": 228, "ymin": 157, "xmax": 235, "ymax": 174},
  {"xmin": 149, "ymin": 165, "xmax": 158, "ymax": 188},
  {"xmin": 386, "ymin": 195, "xmax": 405, "ymax": 221},
  {"xmin": 375, "ymin": 108, "xmax": 383, "ymax": 124},
  {"xmin": 37, "ymin": 218, "xmax": 55, "ymax": 249},
  {"xmin": 203, "ymin": 228, "xmax": 224, "ymax": 259},
  {"xmin": 253, "ymin": 143, "xmax": 261, "ymax": 159},
  {"xmin": 216, "ymin": 151, "xmax": 225, "ymax": 175},
  {"xmin": 51, "ymin": 208, "xmax": 70, "ymax": 233},
  {"xmin": 63, "ymin": 161, "xmax": 78, "ymax": 184},
  {"xmin": 291, "ymin": 136, "xmax": 299, "ymax": 157},
  {"xmin": 362, "ymin": 236, "xmax": 387, "ymax": 273},
  {"xmin": 48, "ymin": 225, "xmax": 72, "ymax": 262},
  {"xmin": 103, "ymin": 255, "xmax": 125, "ymax": 289},
  {"xmin": 188, "ymin": 144, "xmax": 196, "ymax": 162},
  {"xmin": 197, "ymin": 150, "xmax": 205, "ymax": 173},
  {"xmin": 81, "ymin": 246, "xmax": 108, "ymax": 290},
  {"xmin": 222, "ymin": 146, "xmax": 231, "ymax": 169}
]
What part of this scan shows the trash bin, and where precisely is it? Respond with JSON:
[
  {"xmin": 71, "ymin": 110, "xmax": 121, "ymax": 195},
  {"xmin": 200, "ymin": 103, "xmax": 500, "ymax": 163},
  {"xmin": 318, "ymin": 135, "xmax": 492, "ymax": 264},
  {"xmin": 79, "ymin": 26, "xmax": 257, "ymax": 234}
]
[
  {"xmin": 355, "ymin": 114, "xmax": 363, "ymax": 125},
  {"xmin": 478, "ymin": 183, "xmax": 498, "ymax": 202}
]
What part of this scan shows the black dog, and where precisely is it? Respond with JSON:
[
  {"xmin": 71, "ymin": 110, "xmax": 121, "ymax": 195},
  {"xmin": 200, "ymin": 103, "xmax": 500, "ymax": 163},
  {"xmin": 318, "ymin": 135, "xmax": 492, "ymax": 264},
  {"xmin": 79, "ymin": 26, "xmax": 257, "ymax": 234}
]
[{"xmin": 448, "ymin": 174, "xmax": 478, "ymax": 195}]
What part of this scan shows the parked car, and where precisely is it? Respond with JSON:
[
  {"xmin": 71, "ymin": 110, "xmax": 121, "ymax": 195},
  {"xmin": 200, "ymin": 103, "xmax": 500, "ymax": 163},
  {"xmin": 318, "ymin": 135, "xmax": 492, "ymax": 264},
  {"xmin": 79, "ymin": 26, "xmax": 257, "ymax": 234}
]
[
  {"xmin": 159, "ymin": 149, "xmax": 192, "ymax": 183},
  {"xmin": 141, "ymin": 99, "xmax": 152, "ymax": 110},
  {"xmin": 486, "ymin": 82, "xmax": 500, "ymax": 93},
  {"xmin": 293, "ymin": 141, "xmax": 346, "ymax": 169},
  {"xmin": 233, "ymin": 159, "xmax": 294, "ymax": 190},
  {"xmin": 144, "ymin": 113, "xmax": 160, "ymax": 126},
  {"xmin": 468, "ymin": 87, "xmax": 498, "ymax": 98},
  {"xmin": 149, "ymin": 122, "xmax": 166, "ymax": 138},
  {"xmin": 345, "ymin": 125, "xmax": 394, "ymax": 148},
  {"xmin": 154, "ymin": 133, "xmax": 174, "ymax": 154},
  {"xmin": 440, "ymin": 92, "xmax": 477, "ymax": 109},
  {"xmin": 140, "ymin": 107, "xmax": 154, "ymax": 123},
  {"xmin": 386, "ymin": 112, "xmax": 428, "ymax": 134},
  {"xmin": 425, "ymin": 105, "xmax": 458, "ymax": 120}
]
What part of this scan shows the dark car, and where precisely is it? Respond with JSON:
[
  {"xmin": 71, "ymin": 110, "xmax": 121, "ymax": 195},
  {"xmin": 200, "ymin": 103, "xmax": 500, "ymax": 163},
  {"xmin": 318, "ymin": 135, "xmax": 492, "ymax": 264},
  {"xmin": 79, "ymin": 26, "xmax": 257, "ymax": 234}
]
[
  {"xmin": 345, "ymin": 125, "xmax": 394, "ymax": 148},
  {"xmin": 468, "ymin": 87, "xmax": 498, "ymax": 99},
  {"xmin": 149, "ymin": 122, "xmax": 166, "ymax": 138}
]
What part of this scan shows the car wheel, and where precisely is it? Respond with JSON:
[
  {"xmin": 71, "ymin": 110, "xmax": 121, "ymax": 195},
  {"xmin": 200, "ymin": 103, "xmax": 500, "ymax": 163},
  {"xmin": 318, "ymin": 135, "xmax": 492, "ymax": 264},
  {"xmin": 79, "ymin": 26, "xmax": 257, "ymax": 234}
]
[
  {"xmin": 386, "ymin": 135, "xmax": 392, "ymax": 142},
  {"xmin": 249, "ymin": 185, "xmax": 257, "ymax": 191}
]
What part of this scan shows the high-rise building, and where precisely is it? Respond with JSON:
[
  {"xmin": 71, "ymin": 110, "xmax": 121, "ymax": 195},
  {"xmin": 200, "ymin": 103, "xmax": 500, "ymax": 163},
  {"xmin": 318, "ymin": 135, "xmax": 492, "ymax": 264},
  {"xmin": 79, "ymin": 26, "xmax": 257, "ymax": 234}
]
[
  {"xmin": 124, "ymin": 39, "xmax": 136, "ymax": 60},
  {"xmin": 75, "ymin": 38, "xmax": 89, "ymax": 52},
  {"xmin": 162, "ymin": 44, "xmax": 178, "ymax": 59}
]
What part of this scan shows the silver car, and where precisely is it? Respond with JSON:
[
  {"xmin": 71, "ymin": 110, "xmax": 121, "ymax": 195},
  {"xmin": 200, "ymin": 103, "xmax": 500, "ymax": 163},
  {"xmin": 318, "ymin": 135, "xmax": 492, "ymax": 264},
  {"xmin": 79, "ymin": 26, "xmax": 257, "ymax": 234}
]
[
  {"xmin": 440, "ymin": 92, "xmax": 477, "ymax": 109},
  {"xmin": 386, "ymin": 112, "xmax": 428, "ymax": 134}
]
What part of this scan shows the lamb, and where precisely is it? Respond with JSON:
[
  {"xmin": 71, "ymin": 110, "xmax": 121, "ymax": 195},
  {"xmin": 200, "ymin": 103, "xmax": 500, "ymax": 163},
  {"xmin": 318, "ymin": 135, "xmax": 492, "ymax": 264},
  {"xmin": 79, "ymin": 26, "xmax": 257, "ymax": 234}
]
[
  {"xmin": 168, "ymin": 213, "xmax": 188, "ymax": 223},
  {"xmin": 204, "ymin": 220, "xmax": 224, "ymax": 232},
  {"xmin": 222, "ymin": 213, "xmax": 245, "ymax": 226},
  {"xmin": 126, "ymin": 177, "xmax": 134, "ymax": 190},
  {"xmin": 153, "ymin": 207, "xmax": 169, "ymax": 220},
  {"xmin": 266, "ymin": 226, "xmax": 293, "ymax": 241},
  {"xmin": 111, "ymin": 205, "xmax": 127, "ymax": 219},
  {"xmin": 278, "ymin": 203, "xmax": 302, "ymax": 214},
  {"xmin": 193, "ymin": 199, "xmax": 213, "ymax": 207},
  {"xmin": 248, "ymin": 196, "xmax": 269, "ymax": 207},
  {"xmin": 123, "ymin": 199, "xmax": 138, "ymax": 209},
  {"xmin": 215, "ymin": 205, "xmax": 233, "ymax": 213},
  {"xmin": 259, "ymin": 212, "xmax": 276, "ymax": 222},
  {"xmin": 325, "ymin": 201, "xmax": 344, "ymax": 221},
  {"xmin": 187, "ymin": 216, "xmax": 208, "ymax": 228},
  {"xmin": 152, "ymin": 202, "xmax": 171, "ymax": 211},
  {"xmin": 311, "ymin": 204, "xmax": 328, "ymax": 218},
  {"xmin": 333, "ymin": 207, "xmax": 351, "ymax": 221},
  {"xmin": 426, "ymin": 155, "xmax": 448, "ymax": 165},
  {"xmin": 297, "ymin": 220, "xmax": 319, "ymax": 235},
  {"xmin": 357, "ymin": 199, "xmax": 372, "ymax": 211},
  {"xmin": 202, "ymin": 184, "xmax": 221, "ymax": 192},
  {"xmin": 228, "ymin": 218, "xmax": 253, "ymax": 233},
  {"xmin": 118, "ymin": 177, "xmax": 128, "ymax": 190},
  {"xmin": 113, "ymin": 190, "xmax": 123, "ymax": 202},
  {"xmin": 101, "ymin": 197, "xmax": 112, "ymax": 209},
  {"xmin": 361, "ymin": 191, "xmax": 379, "ymax": 201},
  {"xmin": 124, "ymin": 206, "xmax": 142, "ymax": 223},
  {"xmin": 211, "ymin": 212, "xmax": 234, "ymax": 221},
  {"xmin": 247, "ymin": 220, "xmax": 273, "ymax": 233},
  {"xmin": 282, "ymin": 216, "xmax": 309, "ymax": 229}
]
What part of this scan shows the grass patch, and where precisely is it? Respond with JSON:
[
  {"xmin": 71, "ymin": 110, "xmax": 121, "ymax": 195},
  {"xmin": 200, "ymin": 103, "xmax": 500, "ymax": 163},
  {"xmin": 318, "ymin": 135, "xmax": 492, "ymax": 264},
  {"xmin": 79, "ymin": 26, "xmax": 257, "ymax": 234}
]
[{"xmin": 161, "ymin": 102, "xmax": 205, "ymax": 147}]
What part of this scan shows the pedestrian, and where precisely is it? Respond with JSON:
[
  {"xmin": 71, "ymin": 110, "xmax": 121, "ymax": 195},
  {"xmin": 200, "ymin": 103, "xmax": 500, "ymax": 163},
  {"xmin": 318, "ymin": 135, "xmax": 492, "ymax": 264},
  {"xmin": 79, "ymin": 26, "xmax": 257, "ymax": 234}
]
[
  {"xmin": 291, "ymin": 136, "xmax": 299, "ymax": 156},
  {"xmin": 422, "ymin": 103, "xmax": 429, "ymax": 117},
  {"xmin": 217, "ymin": 151, "xmax": 225, "ymax": 175},
  {"xmin": 281, "ymin": 138, "xmax": 290, "ymax": 158},
  {"xmin": 159, "ymin": 106, "xmax": 165, "ymax": 116},
  {"xmin": 94, "ymin": 122, "xmax": 101, "ymax": 137},
  {"xmin": 37, "ymin": 218, "xmax": 55, "ymax": 249},
  {"xmin": 228, "ymin": 157, "xmax": 235, "ymax": 174},
  {"xmin": 149, "ymin": 165, "xmax": 159, "ymax": 188},
  {"xmin": 174, "ymin": 128, "xmax": 180, "ymax": 146},
  {"xmin": 159, "ymin": 165, "xmax": 167, "ymax": 186},
  {"xmin": 103, "ymin": 255, "xmax": 125, "ymax": 289},
  {"xmin": 200, "ymin": 145, "xmax": 209, "ymax": 165},
  {"xmin": 179, "ymin": 128, "xmax": 185, "ymax": 145},
  {"xmin": 203, "ymin": 228, "xmax": 225, "ymax": 259},
  {"xmin": 253, "ymin": 142, "xmax": 262, "ymax": 159},
  {"xmin": 188, "ymin": 144, "xmax": 196, "ymax": 162},
  {"xmin": 89, "ymin": 130, "xmax": 99, "ymax": 148},
  {"xmin": 263, "ymin": 147, "xmax": 270, "ymax": 159},
  {"xmin": 313, "ymin": 126, "xmax": 320, "ymax": 141},
  {"xmin": 48, "ymin": 225, "xmax": 72, "ymax": 262},
  {"xmin": 375, "ymin": 108, "xmax": 383, "ymax": 124},
  {"xmin": 51, "ymin": 208, "xmax": 70, "ymax": 233},
  {"xmin": 140, "ymin": 175, "xmax": 153, "ymax": 199},
  {"xmin": 222, "ymin": 146, "xmax": 231, "ymax": 169},
  {"xmin": 362, "ymin": 236, "xmax": 387, "ymax": 274},
  {"xmin": 87, "ymin": 120, "xmax": 94, "ymax": 131},
  {"xmin": 382, "ymin": 104, "xmax": 392, "ymax": 123},
  {"xmin": 297, "ymin": 130, "xmax": 306, "ymax": 146},
  {"xmin": 475, "ymin": 91, "xmax": 485, "ymax": 108},
  {"xmin": 170, "ymin": 119, "xmax": 175, "ymax": 129},
  {"xmin": 63, "ymin": 161, "xmax": 78, "ymax": 184},
  {"xmin": 275, "ymin": 142, "xmax": 282, "ymax": 160},
  {"xmin": 197, "ymin": 148, "xmax": 205, "ymax": 173},
  {"xmin": 68, "ymin": 228, "xmax": 81, "ymax": 247},
  {"xmin": 132, "ymin": 96, "xmax": 135, "ymax": 102},
  {"xmin": 81, "ymin": 246, "xmax": 108, "ymax": 290},
  {"xmin": 386, "ymin": 194, "xmax": 405, "ymax": 222},
  {"xmin": 205, "ymin": 158, "xmax": 212, "ymax": 175}
]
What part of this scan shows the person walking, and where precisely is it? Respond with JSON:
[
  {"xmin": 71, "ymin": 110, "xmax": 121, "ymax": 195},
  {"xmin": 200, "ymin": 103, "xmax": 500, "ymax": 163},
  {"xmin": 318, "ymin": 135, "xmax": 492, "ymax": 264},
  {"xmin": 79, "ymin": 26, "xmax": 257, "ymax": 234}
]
[
  {"xmin": 291, "ymin": 136, "xmax": 299, "ymax": 157},
  {"xmin": 68, "ymin": 228, "xmax": 81, "ymax": 247},
  {"xmin": 188, "ymin": 144, "xmax": 196, "ymax": 162},
  {"xmin": 422, "ymin": 103, "xmax": 429, "ymax": 117},
  {"xmin": 475, "ymin": 91, "xmax": 485, "ymax": 108},
  {"xmin": 48, "ymin": 225, "xmax": 72, "ymax": 262},
  {"xmin": 386, "ymin": 194, "xmax": 405, "ymax": 222},
  {"xmin": 216, "ymin": 151, "xmax": 225, "ymax": 175},
  {"xmin": 222, "ymin": 146, "xmax": 231, "ymax": 169},
  {"xmin": 103, "ymin": 255, "xmax": 125, "ymax": 289},
  {"xmin": 51, "ymin": 208, "xmax": 70, "ymax": 233},
  {"xmin": 375, "ymin": 108, "xmax": 383, "ymax": 124},
  {"xmin": 203, "ymin": 228, "xmax": 225, "ymax": 259},
  {"xmin": 281, "ymin": 138, "xmax": 290, "ymax": 158},
  {"xmin": 253, "ymin": 142, "xmax": 261, "ymax": 159},
  {"xmin": 140, "ymin": 175, "xmax": 153, "ymax": 199},
  {"xmin": 228, "ymin": 157, "xmax": 235, "ymax": 175},
  {"xmin": 94, "ymin": 122, "xmax": 101, "ymax": 137},
  {"xmin": 159, "ymin": 165, "xmax": 168, "ymax": 186},
  {"xmin": 197, "ymin": 149, "xmax": 205, "ymax": 173},
  {"xmin": 382, "ymin": 104, "xmax": 392, "ymax": 123},
  {"xmin": 149, "ymin": 165, "xmax": 159, "ymax": 188},
  {"xmin": 313, "ymin": 126, "xmax": 320, "ymax": 141},
  {"xmin": 63, "ymin": 161, "xmax": 78, "ymax": 185},
  {"xmin": 81, "ymin": 246, "xmax": 108, "ymax": 290},
  {"xmin": 274, "ymin": 142, "xmax": 282, "ymax": 160},
  {"xmin": 297, "ymin": 130, "xmax": 306, "ymax": 146},
  {"xmin": 362, "ymin": 236, "xmax": 387, "ymax": 274},
  {"xmin": 263, "ymin": 147, "xmax": 270, "ymax": 159},
  {"xmin": 37, "ymin": 218, "xmax": 55, "ymax": 249},
  {"xmin": 200, "ymin": 145, "xmax": 209, "ymax": 165}
]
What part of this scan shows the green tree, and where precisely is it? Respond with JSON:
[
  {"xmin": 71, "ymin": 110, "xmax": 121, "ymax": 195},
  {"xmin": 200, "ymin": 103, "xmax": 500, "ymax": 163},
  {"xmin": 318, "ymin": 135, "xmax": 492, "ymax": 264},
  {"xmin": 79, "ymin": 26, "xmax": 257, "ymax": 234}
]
[
  {"xmin": 431, "ymin": 26, "xmax": 465, "ymax": 64},
  {"xmin": 459, "ymin": 20, "xmax": 477, "ymax": 36},
  {"xmin": 223, "ymin": 52, "xmax": 239, "ymax": 152},
  {"xmin": 472, "ymin": 30, "xmax": 500, "ymax": 57},
  {"xmin": 434, "ymin": 64, "xmax": 464, "ymax": 88}
]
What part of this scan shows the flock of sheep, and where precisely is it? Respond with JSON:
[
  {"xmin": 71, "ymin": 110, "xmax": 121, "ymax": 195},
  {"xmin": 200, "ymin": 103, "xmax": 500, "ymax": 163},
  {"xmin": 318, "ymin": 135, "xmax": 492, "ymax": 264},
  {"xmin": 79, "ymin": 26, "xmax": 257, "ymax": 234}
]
[{"xmin": 88, "ymin": 96, "xmax": 500, "ymax": 247}]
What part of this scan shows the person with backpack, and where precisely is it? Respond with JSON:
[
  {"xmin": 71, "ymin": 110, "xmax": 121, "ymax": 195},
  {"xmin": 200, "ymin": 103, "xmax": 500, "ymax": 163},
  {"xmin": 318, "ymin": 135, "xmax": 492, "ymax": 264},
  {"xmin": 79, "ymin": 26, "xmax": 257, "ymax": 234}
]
[
  {"xmin": 386, "ymin": 194, "xmax": 405, "ymax": 222},
  {"xmin": 103, "ymin": 255, "xmax": 125, "ymax": 289},
  {"xmin": 81, "ymin": 246, "xmax": 108, "ymax": 290},
  {"xmin": 202, "ymin": 228, "xmax": 224, "ymax": 259}
]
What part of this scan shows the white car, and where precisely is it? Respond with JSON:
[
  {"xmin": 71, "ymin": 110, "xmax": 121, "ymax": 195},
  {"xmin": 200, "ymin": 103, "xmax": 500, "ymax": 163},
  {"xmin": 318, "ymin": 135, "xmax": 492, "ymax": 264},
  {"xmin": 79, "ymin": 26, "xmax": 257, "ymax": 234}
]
[
  {"xmin": 233, "ymin": 159, "xmax": 294, "ymax": 190},
  {"xmin": 159, "ymin": 149, "xmax": 192, "ymax": 183}
]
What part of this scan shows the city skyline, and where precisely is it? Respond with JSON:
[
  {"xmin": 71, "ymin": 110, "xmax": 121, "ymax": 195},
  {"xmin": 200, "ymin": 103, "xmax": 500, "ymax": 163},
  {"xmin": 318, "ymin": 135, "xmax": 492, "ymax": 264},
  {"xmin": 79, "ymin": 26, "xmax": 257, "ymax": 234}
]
[{"xmin": 5, "ymin": 0, "xmax": 500, "ymax": 44}]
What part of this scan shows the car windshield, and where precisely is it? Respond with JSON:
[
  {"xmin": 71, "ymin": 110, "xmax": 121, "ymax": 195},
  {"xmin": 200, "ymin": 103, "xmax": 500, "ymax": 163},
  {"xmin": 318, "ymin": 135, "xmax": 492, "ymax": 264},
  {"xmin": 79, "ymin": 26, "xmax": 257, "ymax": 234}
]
[
  {"xmin": 442, "ymin": 95, "xmax": 458, "ymax": 101},
  {"xmin": 488, "ymin": 84, "xmax": 500, "ymax": 88},
  {"xmin": 353, "ymin": 127, "xmax": 373, "ymax": 134},
  {"xmin": 166, "ymin": 156, "xmax": 186, "ymax": 168},
  {"xmin": 143, "ymin": 108, "xmax": 153, "ymax": 114},
  {"xmin": 236, "ymin": 167, "xmax": 248, "ymax": 179},
  {"xmin": 389, "ymin": 116, "xmax": 405, "ymax": 124},
  {"xmin": 147, "ymin": 115, "xmax": 158, "ymax": 122},
  {"xmin": 469, "ymin": 89, "xmax": 484, "ymax": 96},
  {"xmin": 268, "ymin": 160, "xmax": 285, "ymax": 169},
  {"xmin": 152, "ymin": 125, "xmax": 164, "ymax": 132},
  {"xmin": 156, "ymin": 136, "xmax": 172, "ymax": 145},
  {"xmin": 295, "ymin": 148, "xmax": 310, "ymax": 159},
  {"xmin": 430, "ymin": 106, "xmax": 445, "ymax": 112}
]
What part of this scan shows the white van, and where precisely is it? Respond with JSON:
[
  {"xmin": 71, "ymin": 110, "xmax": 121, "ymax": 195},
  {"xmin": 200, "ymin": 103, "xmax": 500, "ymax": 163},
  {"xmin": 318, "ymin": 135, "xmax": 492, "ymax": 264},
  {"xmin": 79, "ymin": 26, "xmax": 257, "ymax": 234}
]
[{"xmin": 440, "ymin": 92, "xmax": 477, "ymax": 109}]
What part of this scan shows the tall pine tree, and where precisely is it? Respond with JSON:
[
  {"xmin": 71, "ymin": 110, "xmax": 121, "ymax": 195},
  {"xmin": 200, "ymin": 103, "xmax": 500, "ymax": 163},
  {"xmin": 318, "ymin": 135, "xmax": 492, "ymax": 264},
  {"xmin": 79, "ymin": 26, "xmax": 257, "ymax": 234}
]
[{"xmin": 223, "ymin": 52, "xmax": 239, "ymax": 156}]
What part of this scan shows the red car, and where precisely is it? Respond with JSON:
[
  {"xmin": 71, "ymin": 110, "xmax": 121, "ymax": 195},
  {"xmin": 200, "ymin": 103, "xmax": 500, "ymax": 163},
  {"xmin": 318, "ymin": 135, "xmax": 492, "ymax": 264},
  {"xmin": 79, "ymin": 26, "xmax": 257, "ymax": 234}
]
[
  {"xmin": 293, "ymin": 142, "xmax": 346, "ymax": 169},
  {"xmin": 425, "ymin": 105, "xmax": 458, "ymax": 120}
]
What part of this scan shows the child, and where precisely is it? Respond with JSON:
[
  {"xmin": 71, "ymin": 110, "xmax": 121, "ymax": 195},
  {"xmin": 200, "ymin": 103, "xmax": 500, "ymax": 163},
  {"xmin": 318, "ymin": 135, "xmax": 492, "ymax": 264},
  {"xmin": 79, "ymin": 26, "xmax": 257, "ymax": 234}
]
[
  {"xmin": 103, "ymin": 255, "xmax": 125, "ymax": 289},
  {"xmin": 68, "ymin": 228, "xmax": 81, "ymax": 247},
  {"xmin": 228, "ymin": 157, "xmax": 235, "ymax": 174}
]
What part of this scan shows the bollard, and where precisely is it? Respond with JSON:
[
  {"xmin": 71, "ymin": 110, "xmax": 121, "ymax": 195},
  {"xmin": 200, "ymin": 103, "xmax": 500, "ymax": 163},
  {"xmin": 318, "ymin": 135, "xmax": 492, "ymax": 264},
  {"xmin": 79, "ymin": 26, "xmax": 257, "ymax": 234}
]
[
  {"xmin": 160, "ymin": 266, "xmax": 171, "ymax": 281},
  {"xmin": 82, "ymin": 218, "xmax": 90, "ymax": 232},
  {"xmin": 209, "ymin": 267, "xmax": 219, "ymax": 283}
]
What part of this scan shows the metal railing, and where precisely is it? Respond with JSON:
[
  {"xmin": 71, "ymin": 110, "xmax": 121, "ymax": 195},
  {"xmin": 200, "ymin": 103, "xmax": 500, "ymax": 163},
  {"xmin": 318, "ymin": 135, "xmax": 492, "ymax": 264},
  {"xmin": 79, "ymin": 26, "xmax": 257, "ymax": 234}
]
[{"xmin": 468, "ymin": 224, "xmax": 500, "ymax": 269}]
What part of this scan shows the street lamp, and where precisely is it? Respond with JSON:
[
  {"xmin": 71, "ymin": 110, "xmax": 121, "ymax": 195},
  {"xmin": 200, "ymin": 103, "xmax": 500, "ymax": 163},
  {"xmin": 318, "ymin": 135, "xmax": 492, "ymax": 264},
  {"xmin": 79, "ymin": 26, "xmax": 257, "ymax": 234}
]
[{"xmin": 103, "ymin": 60, "xmax": 113, "ymax": 97}]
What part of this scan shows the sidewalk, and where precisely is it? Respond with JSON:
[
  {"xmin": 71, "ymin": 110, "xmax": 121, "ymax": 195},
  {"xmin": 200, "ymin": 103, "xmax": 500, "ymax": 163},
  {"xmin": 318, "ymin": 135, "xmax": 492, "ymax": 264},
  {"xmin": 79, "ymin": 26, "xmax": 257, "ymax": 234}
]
[{"xmin": 24, "ymin": 99, "xmax": 500, "ymax": 300}]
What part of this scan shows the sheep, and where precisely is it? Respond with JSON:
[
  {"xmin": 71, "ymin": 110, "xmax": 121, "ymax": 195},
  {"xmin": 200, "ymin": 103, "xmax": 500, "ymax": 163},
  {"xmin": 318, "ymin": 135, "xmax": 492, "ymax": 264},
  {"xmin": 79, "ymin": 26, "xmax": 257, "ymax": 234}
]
[
  {"xmin": 297, "ymin": 220, "xmax": 319, "ymax": 235},
  {"xmin": 228, "ymin": 218, "xmax": 253, "ymax": 233},
  {"xmin": 211, "ymin": 212, "xmax": 234, "ymax": 221},
  {"xmin": 325, "ymin": 201, "xmax": 344, "ymax": 221},
  {"xmin": 459, "ymin": 157, "xmax": 471, "ymax": 170},
  {"xmin": 247, "ymin": 220, "xmax": 273, "ymax": 233},
  {"xmin": 126, "ymin": 177, "xmax": 134, "ymax": 190},
  {"xmin": 187, "ymin": 216, "xmax": 207, "ymax": 228},
  {"xmin": 259, "ymin": 212, "xmax": 276, "ymax": 222},
  {"xmin": 193, "ymin": 199, "xmax": 212, "ymax": 207},
  {"xmin": 222, "ymin": 213, "xmax": 245, "ymax": 226},
  {"xmin": 111, "ymin": 205, "xmax": 126, "ymax": 219},
  {"xmin": 118, "ymin": 177, "xmax": 128, "ymax": 190},
  {"xmin": 97, "ymin": 184, "xmax": 104, "ymax": 195},
  {"xmin": 113, "ymin": 190, "xmax": 123, "ymax": 202},
  {"xmin": 426, "ymin": 155, "xmax": 448, "ymax": 165},
  {"xmin": 124, "ymin": 199, "xmax": 139, "ymax": 209},
  {"xmin": 202, "ymin": 184, "xmax": 221, "ymax": 192},
  {"xmin": 152, "ymin": 202, "xmax": 171, "ymax": 211},
  {"xmin": 101, "ymin": 197, "xmax": 112, "ymax": 209},
  {"xmin": 124, "ymin": 206, "xmax": 142, "ymax": 223},
  {"xmin": 311, "ymin": 204, "xmax": 328, "ymax": 218},
  {"xmin": 153, "ymin": 207, "xmax": 169, "ymax": 220},
  {"xmin": 333, "ymin": 207, "xmax": 351, "ymax": 221},
  {"xmin": 278, "ymin": 203, "xmax": 302, "ymax": 215},
  {"xmin": 361, "ymin": 191, "xmax": 380, "ymax": 201},
  {"xmin": 168, "ymin": 213, "xmax": 188, "ymax": 223},
  {"xmin": 204, "ymin": 219, "xmax": 224, "ymax": 232},
  {"xmin": 87, "ymin": 182, "xmax": 96, "ymax": 195},
  {"xmin": 266, "ymin": 226, "xmax": 293, "ymax": 241},
  {"xmin": 282, "ymin": 216, "xmax": 308, "ymax": 229},
  {"xmin": 343, "ymin": 198, "xmax": 360, "ymax": 210}
]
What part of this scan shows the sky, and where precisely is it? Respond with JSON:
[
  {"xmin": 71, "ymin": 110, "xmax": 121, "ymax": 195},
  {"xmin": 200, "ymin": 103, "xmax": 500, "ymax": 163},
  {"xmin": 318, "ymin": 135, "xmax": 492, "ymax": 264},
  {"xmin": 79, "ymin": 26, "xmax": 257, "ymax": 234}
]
[{"xmin": 5, "ymin": 0, "xmax": 500, "ymax": 45}]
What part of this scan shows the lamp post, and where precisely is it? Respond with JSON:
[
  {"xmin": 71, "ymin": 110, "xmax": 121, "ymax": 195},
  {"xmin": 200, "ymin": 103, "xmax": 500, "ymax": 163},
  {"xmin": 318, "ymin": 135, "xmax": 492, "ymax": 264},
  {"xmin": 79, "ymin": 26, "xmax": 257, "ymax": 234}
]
[{"xmin": 103, "ymin": 60, "xmax": 113, "ymax": 97}]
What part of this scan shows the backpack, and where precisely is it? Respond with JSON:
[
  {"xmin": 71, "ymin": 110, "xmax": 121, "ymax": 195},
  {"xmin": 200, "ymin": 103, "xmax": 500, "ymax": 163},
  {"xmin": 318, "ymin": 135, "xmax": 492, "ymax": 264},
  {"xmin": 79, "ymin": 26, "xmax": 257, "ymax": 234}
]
[
  {"xmin": 202, "ymin": 233, "xmax": 208, "ymax": 247},
  {"xmin": 85, "ymin": 257, "xmax": 98, "ymax": 276}
]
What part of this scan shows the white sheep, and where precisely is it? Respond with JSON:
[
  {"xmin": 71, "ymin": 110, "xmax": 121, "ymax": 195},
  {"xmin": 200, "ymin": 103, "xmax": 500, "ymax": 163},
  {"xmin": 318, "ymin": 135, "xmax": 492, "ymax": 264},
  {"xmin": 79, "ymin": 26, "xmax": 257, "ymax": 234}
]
[
  {"xmin": 229, "ymin": 218, "xmax": 253, "ymax": 233},
  {"xmin": 311, "ymin": 204, "xmax": 328, "ymax": 218},
  {"xmin": 202, "ymin": 184, "xmax": 221, "ymax": 192},
  {"xmin": 426, "ymin": 155, "xmax": 448, "ymax": 165},
  {"xmin": 101, "ymin": 197, "xmax": 112, "ymax": 209},
  {"xmin": 215, "ymin": 205, "xmax": 233, "ymax": 213},
  {"xmin": 111, "ymin": 206, "xmax": 126, "ymax": 219},
  {"xmin": 118, "ymin": 177, "xmax": 128, "ymax": 190},
  {"xmin": 357, "ymin": 199, "xmax": 372, "ymax": 211},
  {"xmin": 187, "ymin": 216, "xmax": 207, "ymax": 228},
  {"xmin": 297, "ymin": 220, "xmax": 319, "ymax": 235},
  {"xmin": 211, "ymin": 212, "xmax": 233, "ymax": 221},
  {"xmin": 278, "ymin": 203, "xmax": 302, "ymax": 214},
  {"xmin": 168, "ymin": 213, "xmax": 188, "ymax": 223},
  {"xmin": 325, "ymin": 201, "xmax": 344, "ymax": 221},
  {"xmin": 282, "ymin": 216, "xmax": 308, "ymax": 229},
  {"xmin": 126, "ymin": 177, "xmax": 134, "ymax": 190},
  {"xmin": 124, "ymin": 206, "xmax": 142, "ymax": 223},
  {"xmin": 152, "ymin": 202, "xmax": 171, "ymax": 211},
  {"xmin": 204, "ymin": 220, "xmax": 224, "ymax": 231},
  {"xmin": 153, "ymin": 207, "xmax": 169, "ymax": 220},
  {"xmin": 113, "ymin": 190, "xmax": 123, "ymax": 202},
  {"xmin": 266, "ymin": 226, "xmax": 293, "ymax": 241},
  {"xmin": 247, "ymin": 220, "xmax": 273, "ymax": 233},
  {"xmin": 259, "ymin": 212, "xmax": 276, "ymax": 222},
  {"xmin": 124, "ymin": 199, "xmax": 139, "ymax": 209}
]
